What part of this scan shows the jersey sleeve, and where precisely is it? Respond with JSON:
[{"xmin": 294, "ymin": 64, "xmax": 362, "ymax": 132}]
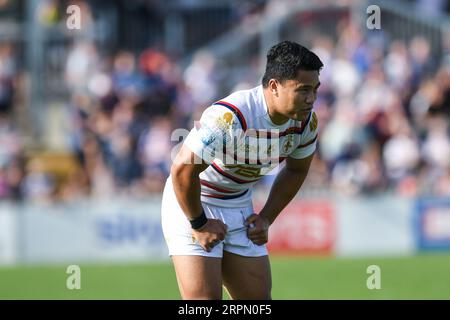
[
  {"xmin": 289, "ymin": 111, "xmax": 319, "ymax": 159},
  {"xmin": 184, "ymin": 105, "xmax": 244, "ymax": 164}
]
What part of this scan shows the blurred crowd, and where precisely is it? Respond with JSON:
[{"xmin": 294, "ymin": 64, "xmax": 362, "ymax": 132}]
[
  {"xmin": 307, "ymin": 23, "xmax": 450, "ymax": 197},
  {"xmin": 1, "ymin": 1, "xmax": 450, "ymax": 203}
]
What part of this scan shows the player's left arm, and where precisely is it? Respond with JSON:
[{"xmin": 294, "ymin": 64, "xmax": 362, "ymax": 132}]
[
  {"xmin": 246, "ymin": 153, "xmax": 314, "ymax": 245},
  {"xmin": 246, "ymin": 111, "xmax": 318, "ymax": 245}
]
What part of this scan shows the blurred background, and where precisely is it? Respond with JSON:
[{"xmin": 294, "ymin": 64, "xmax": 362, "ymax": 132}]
[{"xmin": 1, "ymin": 0, "xmax": 450, "ymax": 299}]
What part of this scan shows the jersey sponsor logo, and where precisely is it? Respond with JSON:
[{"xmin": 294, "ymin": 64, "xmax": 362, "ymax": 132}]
[
  {"xmin": 223, "ymin": 164, "xmax": 262, "ymax": 178},
  {"xmin": 223, "ymin": 112, "xmax": 233, "ymax": 125},
  {"xmin": 213, "ymin": 101, "xmax": 247, "ymax": 131},
  {"xmin": 216, "ymin": 112, "xmax": 235, "ymax": 131},
  {"xmin": 211, "ymin": 162, "xmax": 260, "ymax": 183}
]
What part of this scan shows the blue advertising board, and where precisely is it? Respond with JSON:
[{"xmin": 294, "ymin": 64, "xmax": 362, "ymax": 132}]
[{"xmin": 415, "ymin": 198, "xmax": 450, "ymax": 251}]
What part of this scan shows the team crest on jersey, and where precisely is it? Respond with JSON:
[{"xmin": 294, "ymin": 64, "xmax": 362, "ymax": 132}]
[
  {"xmin": 309, "ymin": 112, "xmax": 318, "ymax": 132},
  {"xmin": 282, "ymin": 135, "xmax": 294, "ymax": 153}
]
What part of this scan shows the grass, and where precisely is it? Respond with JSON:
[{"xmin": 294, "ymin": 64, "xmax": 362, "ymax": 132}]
[{"xmin": 0, "ymin": 254, "xmax": 449, "ymax": 299}]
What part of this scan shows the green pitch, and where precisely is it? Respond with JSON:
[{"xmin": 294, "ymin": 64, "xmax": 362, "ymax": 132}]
[{"xmin": 0, "ymin": 254, "xmax": 449, "ymax": 299}]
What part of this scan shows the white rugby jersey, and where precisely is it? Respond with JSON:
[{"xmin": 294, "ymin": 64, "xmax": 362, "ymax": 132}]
[{"xmin": 182, "ymin": 85, "xmax": 318, "ymax": 207}]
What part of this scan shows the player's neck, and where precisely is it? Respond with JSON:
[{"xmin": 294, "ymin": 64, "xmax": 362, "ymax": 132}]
[{"xmin": 263, "ymin": 89, "xmax": 289, "ymax": 126}]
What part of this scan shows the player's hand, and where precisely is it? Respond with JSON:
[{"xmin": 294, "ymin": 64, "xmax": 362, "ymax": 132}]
[
  {"xmin": 245, "ymin": 214, "xmax": 270, "ymax": 246},
  {"xmin": 192, "ymin": 219, "xmax": 228, "ymax": 252}
]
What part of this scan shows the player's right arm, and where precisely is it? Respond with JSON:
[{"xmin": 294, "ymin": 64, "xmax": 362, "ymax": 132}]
[
  {"xmin": 171, "ymin": 145, "xmax": 227, "ymax": 252},
  {"xmin": 170, "ymin": 104, "xmax": 241, "ymax": 252}
]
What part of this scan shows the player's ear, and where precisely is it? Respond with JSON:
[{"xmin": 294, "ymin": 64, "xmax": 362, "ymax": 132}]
[{"xmin": 268, "ymin": 79, "xmax": 278, "ymax": 97}]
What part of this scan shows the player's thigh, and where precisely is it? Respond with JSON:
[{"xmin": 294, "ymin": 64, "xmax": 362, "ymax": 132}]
[
  {"xmin": 221, "ymin": 251, "xmax": 272, "ymax": 300},
  {"xmin": 172, "ymin": 255, "xmax": 223, "ymax": 300}
]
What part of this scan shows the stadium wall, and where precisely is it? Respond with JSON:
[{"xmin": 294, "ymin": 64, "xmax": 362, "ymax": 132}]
[
  {"xmin": 2, "ymin": 198, "xmax": 168, "ymax": 265},
  {"xmin": 0, "ymin": 204, "xmax": 18, "ymax": 265},
  {"xmin": 0, "ymin": 196, "xmax": 449, "ymax": 266}
]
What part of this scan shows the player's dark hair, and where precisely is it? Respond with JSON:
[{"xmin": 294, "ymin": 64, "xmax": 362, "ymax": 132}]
[{"xmin": 262, "ymin": 41, "xmax": 323, "ymax": 87}]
